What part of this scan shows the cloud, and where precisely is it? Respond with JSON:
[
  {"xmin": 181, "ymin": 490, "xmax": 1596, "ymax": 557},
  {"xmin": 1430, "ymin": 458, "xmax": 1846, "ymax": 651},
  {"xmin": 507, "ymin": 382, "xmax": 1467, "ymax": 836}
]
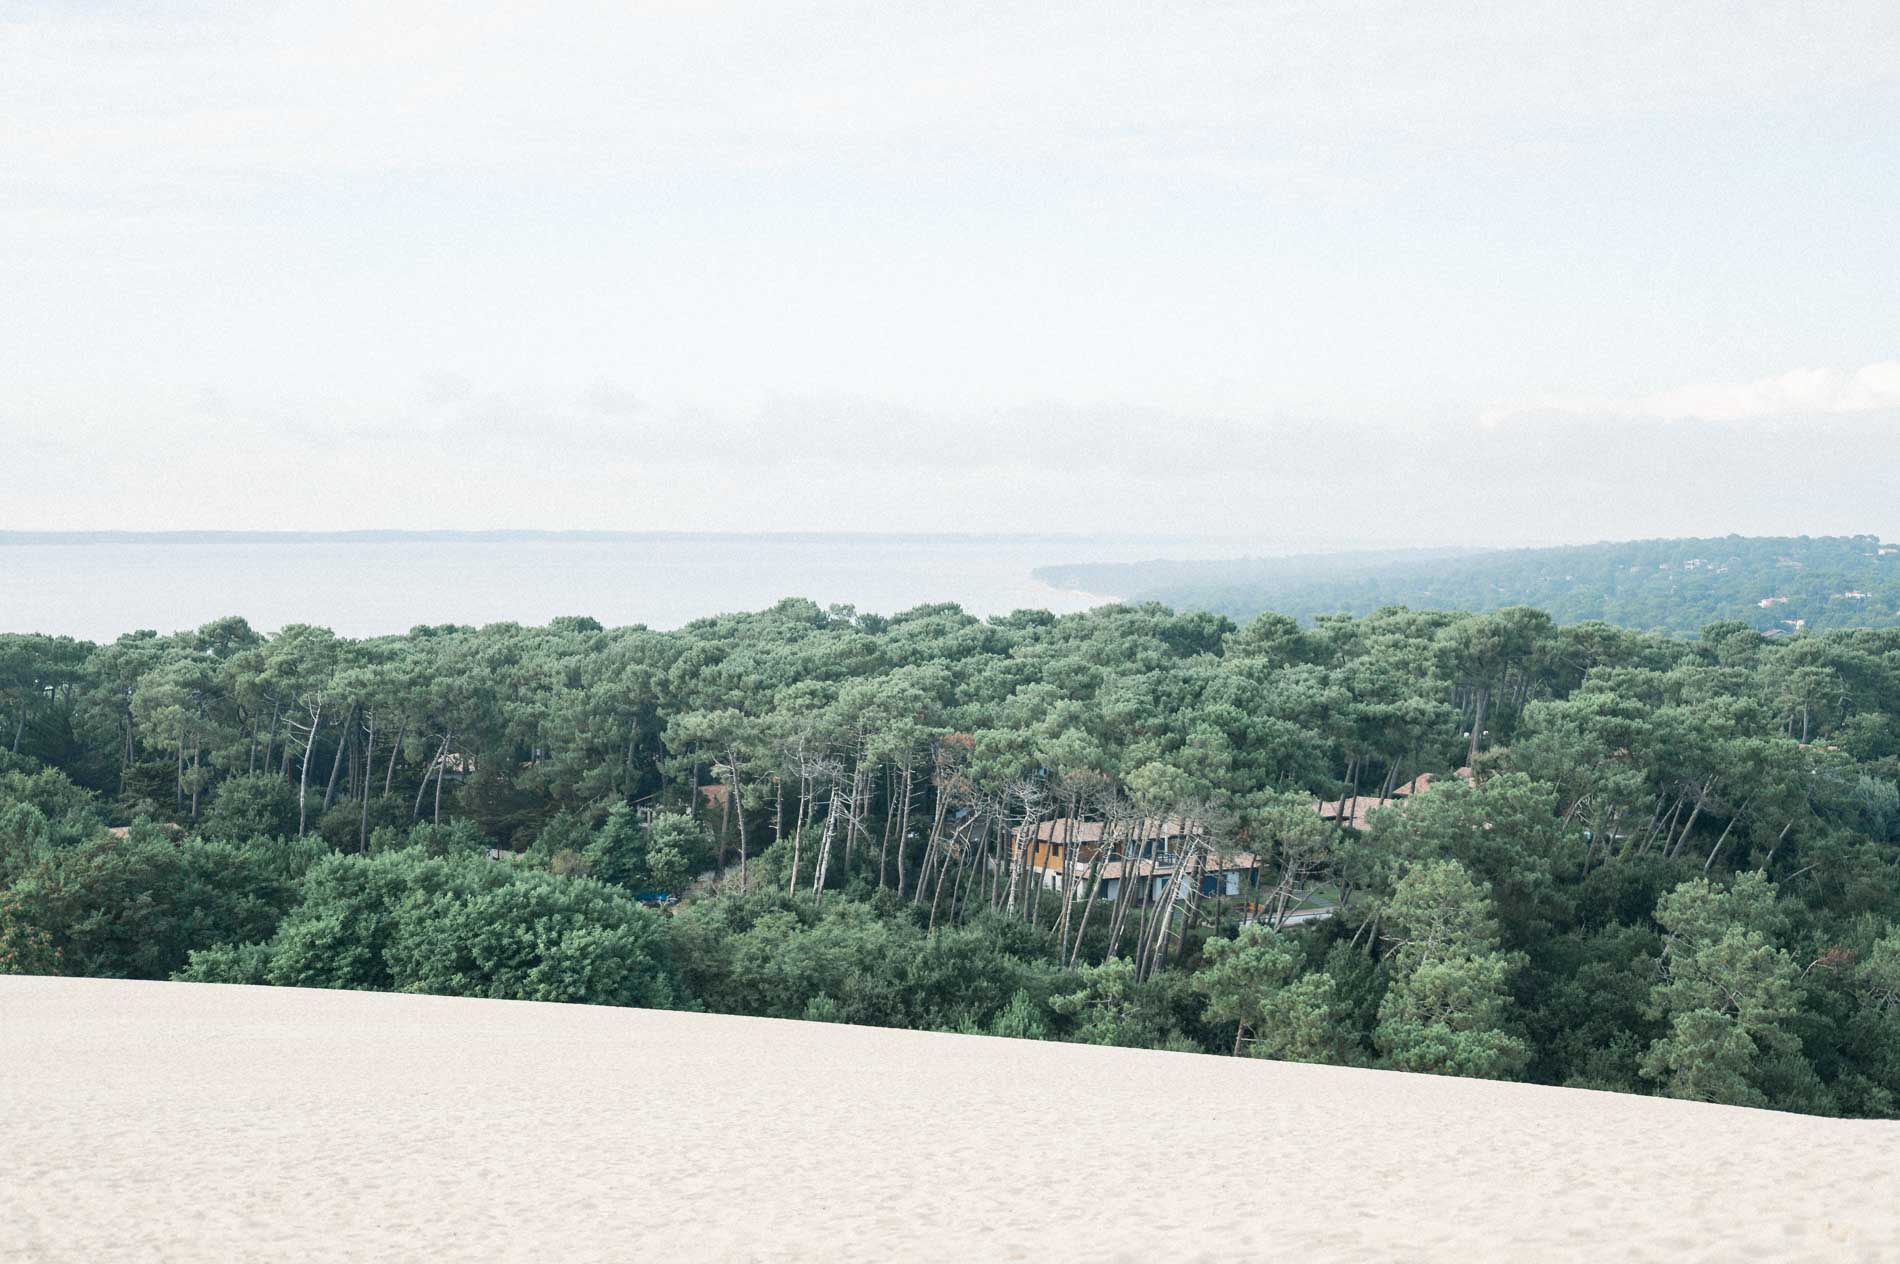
[
  {"xmin": 1481, "ymin": 359, "xmax": 1900, "ymax": 426},
  {"xmin": 352, "ymin": 384, "xmax": 1349, "ymax": 477},
  {"xmin": 6, "ymin": 2, "xmax": 1900, "ymax": 545},
  {"xmin": 11, "ymin": 376, "xmax": 1900, "ymax": 547},
  {"xmin": 7, "ymin": 1, "xmax": 1899, "ymax": 194}
]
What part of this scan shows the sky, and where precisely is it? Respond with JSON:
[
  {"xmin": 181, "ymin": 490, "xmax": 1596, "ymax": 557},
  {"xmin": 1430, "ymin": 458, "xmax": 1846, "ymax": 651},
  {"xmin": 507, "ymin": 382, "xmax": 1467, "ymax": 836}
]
[{"xmin": 3, "ymin": 1, "xmax": 1897, "ymax": 546}]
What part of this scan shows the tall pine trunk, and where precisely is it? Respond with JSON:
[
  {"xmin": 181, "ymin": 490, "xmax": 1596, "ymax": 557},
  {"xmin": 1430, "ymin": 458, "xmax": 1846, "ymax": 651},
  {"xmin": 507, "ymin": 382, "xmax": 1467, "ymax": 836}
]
[{"xmin": 297, "ymin": 700, "xmax": 323, "ymax": 838}]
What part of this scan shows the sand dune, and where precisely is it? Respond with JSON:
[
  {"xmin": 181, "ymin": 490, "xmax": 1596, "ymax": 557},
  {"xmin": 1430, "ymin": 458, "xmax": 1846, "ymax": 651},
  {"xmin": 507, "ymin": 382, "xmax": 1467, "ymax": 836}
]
[{"xmin": 2, "ymin": 977, "xmax": 1895, "ymax": 1262}]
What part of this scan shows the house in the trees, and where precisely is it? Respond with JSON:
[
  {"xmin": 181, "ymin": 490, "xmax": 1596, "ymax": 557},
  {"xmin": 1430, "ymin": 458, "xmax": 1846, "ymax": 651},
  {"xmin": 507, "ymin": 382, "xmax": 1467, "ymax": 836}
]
[
  {"xmin": 1016, "ymin": 768, "xmax": 1474, "ymax": 905},
  {"xmin": 1312, "ymin": 767, "xmax": 1473, "ymax": 831},
  {"xmin": 1020, "ymin": 816, "xmax": 1256, "ymax": 904}
]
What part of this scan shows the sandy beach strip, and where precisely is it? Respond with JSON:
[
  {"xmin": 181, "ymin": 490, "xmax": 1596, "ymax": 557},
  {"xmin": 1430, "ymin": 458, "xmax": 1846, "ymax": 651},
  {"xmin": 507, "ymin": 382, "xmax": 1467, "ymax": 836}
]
[{"xmin": 2, "ymin": 976, "xmax": 1895, "ymax": 1262}]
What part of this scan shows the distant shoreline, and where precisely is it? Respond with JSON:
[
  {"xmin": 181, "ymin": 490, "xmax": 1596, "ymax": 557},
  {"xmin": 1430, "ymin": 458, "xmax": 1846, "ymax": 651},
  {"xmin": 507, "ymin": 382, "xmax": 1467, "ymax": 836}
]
[
  {"xmin": 0, "ymin": 529, "xmax": 1262, "ymax": 548},
  {"xmin": 0, "ymin": 532, "xmax": 1203, "ymax": 640}
]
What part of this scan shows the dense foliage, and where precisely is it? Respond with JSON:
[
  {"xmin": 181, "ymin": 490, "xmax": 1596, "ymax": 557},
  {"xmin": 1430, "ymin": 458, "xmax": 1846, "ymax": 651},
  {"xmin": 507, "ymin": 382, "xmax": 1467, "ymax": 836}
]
[
  {"xmin": 3, "ymin": 598, "xmax": 1899, "ymax": 1116},
  {"xmin": 1035, "ymin": 535, "xmax": 1900, "ymax": 636}
]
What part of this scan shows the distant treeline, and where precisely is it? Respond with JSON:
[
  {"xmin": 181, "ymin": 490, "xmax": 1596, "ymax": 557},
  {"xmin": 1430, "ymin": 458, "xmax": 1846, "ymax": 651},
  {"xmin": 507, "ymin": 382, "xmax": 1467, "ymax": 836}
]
[
  {"xmin": 1036, "ymin": 535, "xmax": 1900, "ymax": 636},
  {"xmin": 4, "ymin": 599, "xmax": 1899, "ymax": 1116}
]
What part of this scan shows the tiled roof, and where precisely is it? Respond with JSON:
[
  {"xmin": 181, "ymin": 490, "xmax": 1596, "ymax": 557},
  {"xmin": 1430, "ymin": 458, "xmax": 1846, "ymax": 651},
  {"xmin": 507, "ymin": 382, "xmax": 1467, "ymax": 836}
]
[
  {"xmin": 1313, "ymin": 796, "xmax": 1386, "ymax": 830},
  {"xmin": 1018, "ymin": 815, "xmax": 1200, "ymax": 844}
]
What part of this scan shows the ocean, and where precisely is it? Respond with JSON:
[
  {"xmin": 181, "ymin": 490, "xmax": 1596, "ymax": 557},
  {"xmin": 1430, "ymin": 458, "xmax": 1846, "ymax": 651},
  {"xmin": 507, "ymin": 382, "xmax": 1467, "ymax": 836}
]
[{"xmin": 0, "ymin": 532, "xmax": 1256, "ymax": 642}]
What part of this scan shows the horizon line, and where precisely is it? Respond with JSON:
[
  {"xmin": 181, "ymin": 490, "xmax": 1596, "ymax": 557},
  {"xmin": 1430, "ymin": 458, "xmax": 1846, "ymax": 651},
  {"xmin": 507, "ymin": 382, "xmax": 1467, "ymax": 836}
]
[
  {"xmin": 0, "ymin": 528, "xmax": 1275, "ymax": 546},
  {"xmin": 0, "ymin": 528, "xmax": 1878, "ymax": 551}
]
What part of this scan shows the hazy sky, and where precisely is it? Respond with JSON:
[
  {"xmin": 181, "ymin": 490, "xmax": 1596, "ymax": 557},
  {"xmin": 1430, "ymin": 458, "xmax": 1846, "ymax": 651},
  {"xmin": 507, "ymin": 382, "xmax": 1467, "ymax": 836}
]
[{"xmin": 5, "ymin": 2, "xmax": 1897, "ymax": 544}]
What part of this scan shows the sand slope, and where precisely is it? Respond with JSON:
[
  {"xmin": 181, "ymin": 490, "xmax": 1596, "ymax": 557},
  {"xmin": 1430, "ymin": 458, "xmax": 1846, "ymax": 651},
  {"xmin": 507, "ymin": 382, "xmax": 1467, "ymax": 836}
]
[{"xmin": 2, "ymin": 977, "xmax": 1895, "ymax": 1262}]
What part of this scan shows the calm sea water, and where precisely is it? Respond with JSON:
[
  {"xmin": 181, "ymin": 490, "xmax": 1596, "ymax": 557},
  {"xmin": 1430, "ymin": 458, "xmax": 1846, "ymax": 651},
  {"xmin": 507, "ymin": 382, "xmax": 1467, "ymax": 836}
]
[{"xmin": 0, "ymin": 533, "xmax": 1261, "ymax": 642}]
